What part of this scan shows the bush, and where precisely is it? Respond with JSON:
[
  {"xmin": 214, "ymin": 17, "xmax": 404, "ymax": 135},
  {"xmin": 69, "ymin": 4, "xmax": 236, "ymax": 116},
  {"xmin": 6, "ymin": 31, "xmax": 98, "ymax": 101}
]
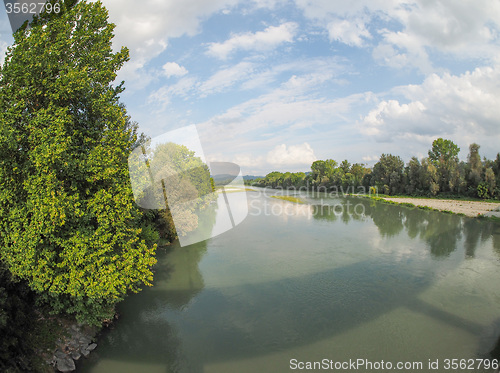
[{"xmin": 477, "ymin": 182, "xmax": 489, "ymax": 199}]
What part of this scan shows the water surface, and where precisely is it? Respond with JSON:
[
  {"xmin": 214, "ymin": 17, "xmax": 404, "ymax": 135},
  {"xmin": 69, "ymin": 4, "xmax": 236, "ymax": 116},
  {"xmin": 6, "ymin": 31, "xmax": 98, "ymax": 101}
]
[{"xmin": 80, "ymin": 191, "xmax": 500, "ymax": 372}]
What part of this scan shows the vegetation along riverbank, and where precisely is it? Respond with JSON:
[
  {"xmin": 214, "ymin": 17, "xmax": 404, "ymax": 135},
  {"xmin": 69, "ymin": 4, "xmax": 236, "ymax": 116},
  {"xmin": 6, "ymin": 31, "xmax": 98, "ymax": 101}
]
[
  {"xmin": 248, "ymin": 138, "xmax": 500, "ymax": 213},
  {"xmin": 0, "ymin": 1, "xmax": 203, "ymax": 371}
]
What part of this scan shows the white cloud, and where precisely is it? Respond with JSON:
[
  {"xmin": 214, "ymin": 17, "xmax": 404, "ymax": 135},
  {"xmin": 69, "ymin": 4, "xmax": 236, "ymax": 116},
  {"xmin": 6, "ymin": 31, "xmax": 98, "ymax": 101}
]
[
  {"xmin": 162, "ymin": 62, "xmax": 188, "ymax": 77},
  {"xmin": 102, "ymin": 0, "xmax": 242, "ymax": 84},
  {"xmin": 362, "ymin": 100, "xmax": 427, "ymax": 138},
  {"xmin": 195, "ymin": 72, "xmax": 373, "ymax": 170},
  {"xmin": 359, "ymin": 64, "xmax": 500, "ymax": 157},
  {"xmin": 232, "ymin": 154, "xmax": 265, "ymax": 168},
  {"xmin": 362, "ymin": 155, "xmax": 380, "ymax": 162},
  {"xmin": 0, "ymin": 10, "xmax": 14, "ymax": 65},
  {"xmin": 0, "ymin": 39, "xmax": 9, "ymax": 65},
  {"xmin": 294, "ymin": 0, "xmax": 500, "ymax": 71},
  {"xmin": 149, "ymin": 56, "xmax": 345, "ymax": 110},
  {"xmin": 148, "ymin": 76, "xmax": 198, "ymax": 108},
  {"xmin": 266, "ymin": 143, "xmax": 317, "ymax": 166},
  {"xmin": 199, "ymin": 62, "xmax": 255, "ymax": 95},
  {"xmin": 206, "ymin": 22, "xmax": 298, "ymax": 59},
  {"xmin": 327, "ymin": 18, "xmax": 371, "ymax": 47},
  {"xmin": 217, "ymin": 143, "xmax": 316, "ymax": 174}
]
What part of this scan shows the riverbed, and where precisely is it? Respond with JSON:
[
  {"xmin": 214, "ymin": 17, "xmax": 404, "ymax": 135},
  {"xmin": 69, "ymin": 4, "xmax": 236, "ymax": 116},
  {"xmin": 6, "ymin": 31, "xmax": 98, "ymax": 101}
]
[{"xmin": 381, "ymin": 196, "xmax": 500, "ymax": 217}]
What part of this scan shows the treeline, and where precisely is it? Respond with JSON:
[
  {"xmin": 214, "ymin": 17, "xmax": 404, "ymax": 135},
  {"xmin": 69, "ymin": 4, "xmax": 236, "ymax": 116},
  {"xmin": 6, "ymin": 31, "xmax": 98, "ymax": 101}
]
[{"xmin": 252, "ymin": 138, "xmax": 500, "ymax": 199}]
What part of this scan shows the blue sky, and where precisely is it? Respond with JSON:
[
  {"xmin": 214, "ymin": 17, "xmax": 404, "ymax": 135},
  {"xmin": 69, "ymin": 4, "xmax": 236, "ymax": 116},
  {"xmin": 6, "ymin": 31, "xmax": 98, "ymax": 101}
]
[{"xmin": 1, "ymin": 0, "xmax": 500, "ymax": 175}]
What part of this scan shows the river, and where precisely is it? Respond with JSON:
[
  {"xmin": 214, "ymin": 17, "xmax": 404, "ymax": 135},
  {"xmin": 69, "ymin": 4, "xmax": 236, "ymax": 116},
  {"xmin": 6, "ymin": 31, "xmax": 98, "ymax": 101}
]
[{"xmin": 79, "ymin": 189, "xmax": 500, "ymax": 373}]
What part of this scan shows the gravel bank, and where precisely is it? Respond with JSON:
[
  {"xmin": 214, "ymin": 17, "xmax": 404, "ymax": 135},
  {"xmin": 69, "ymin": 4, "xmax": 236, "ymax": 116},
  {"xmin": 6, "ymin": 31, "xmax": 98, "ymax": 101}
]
[{"xmin": 381, "ymin": 197, "xmax": 500, "ymax": 217}]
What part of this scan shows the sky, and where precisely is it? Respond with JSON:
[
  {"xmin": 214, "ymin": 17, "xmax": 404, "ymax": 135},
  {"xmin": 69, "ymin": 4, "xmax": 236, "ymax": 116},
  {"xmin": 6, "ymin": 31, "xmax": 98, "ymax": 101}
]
[{"xmin": 1, "ymin": 0, "xmax": 500, "ymax": 175}]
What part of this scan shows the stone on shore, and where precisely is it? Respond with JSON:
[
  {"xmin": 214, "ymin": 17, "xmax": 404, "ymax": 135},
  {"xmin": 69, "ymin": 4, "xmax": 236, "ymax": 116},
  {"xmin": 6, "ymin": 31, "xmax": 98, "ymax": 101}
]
[{"xmin": 55, "ymin": 350, "xmax": 76, "ymax": 372}]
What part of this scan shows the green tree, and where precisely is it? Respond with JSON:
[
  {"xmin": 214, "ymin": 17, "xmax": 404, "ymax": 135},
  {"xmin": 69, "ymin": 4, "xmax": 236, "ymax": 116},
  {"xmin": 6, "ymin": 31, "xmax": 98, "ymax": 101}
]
[
  {"xmin": 0, "ymin": 1, "xmax": 157, "ymax": 324},
  {"xmin": 371, "ymin": 154, "xmax": 404, "ymax": 195},
  {"xmin": 428, "ymin": 138, "xmax": 460, "ymax": 164},
  {"xmin": 262, "ymin": 171, "xmax": 284, "ymax": 188},
  {"xmin": 405, "ymin": 157, "xmax": 423, "ymax": 195},
  {"xmin": 494, "ymin": 153, "xmax": 500, "ymax": 180},
  {"xmin": 290, "ymin": 172, "xmax": 306, "ymax": 187},
  {"xmin": 350, "ymin": 163, "xmax": 368, "ymax": 189},
  {"xmin": 420, "ymin": 158, "xmax": 440, "ymax": 195},
  {"xmin": 428, "ymin": 138, "xmax": 460, "ymax": 192},
  {"xmin": 466, "ymin": 143, "xmax": 484, "ymax": 196},
  {"xmin": 139, "ymin": 142, "xmax": 214, "ymax": 240},
  {"xmin": 311, "ymin": 159, "xmax": 336, "ymax": 186},
  {"xmin": 484, "ymin": 168, "xmax": 496, "ymax": 198}
]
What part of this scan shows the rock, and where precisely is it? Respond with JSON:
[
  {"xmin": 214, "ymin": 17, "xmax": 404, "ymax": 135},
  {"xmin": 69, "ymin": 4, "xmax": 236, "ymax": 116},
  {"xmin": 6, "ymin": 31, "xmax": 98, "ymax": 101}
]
[
  {"xmin": 70, "ymin": 351, "xmax": 81, "ymax": 360},
  {"xmin": 54, "ymin": 350, "xmax": 76, "ymax": 372},
  {"xmin": 54, "ymin": 350, "xmax": 66, "ymax": 359},
  {"xmin": 79, "ymin": 336, "xmax": 91, "ymax": 345},
  {"xmin": 68, "ymin": 340, "xmax": 80, "ymax": 350},
  {"xmin": 56, "ymin": 357, "xmax": 75, "ymax": 372},
  {"xmin": 86, "ymin": 343, "xmax": 97, "ymax": 351},
  {"xmin": 81, "ymin": 347, "xmax": 91, "ymax": 357}
]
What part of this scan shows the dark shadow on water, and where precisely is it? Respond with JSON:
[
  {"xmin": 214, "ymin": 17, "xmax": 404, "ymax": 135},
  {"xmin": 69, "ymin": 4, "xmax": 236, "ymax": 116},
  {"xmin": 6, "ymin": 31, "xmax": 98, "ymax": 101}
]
[{"xmin": 79, "ymin": 258, "xmax": 487, "ymax": 372}]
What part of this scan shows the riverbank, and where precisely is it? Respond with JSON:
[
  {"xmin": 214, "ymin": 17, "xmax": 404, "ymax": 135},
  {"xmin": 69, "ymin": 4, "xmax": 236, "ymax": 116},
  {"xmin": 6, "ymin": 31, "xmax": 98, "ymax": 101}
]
[
  {"xmin": 32, "ymin": 315, "xmax": 102, "ymax": 372},
  {"xmin": 378, "ymin": 196, "xmax": 500, "ymax": 218}
]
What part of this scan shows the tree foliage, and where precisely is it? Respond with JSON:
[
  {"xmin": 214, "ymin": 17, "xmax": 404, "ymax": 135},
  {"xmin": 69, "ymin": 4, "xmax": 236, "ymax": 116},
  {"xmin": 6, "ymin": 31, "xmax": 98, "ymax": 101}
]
[
  {"xmin": 253, "ymin": 138, "xmax": 498, "ymax": 200},
  {"xmin": 371, "ymin": 154, "xmax": 404, "ymax": 195},
  {"xmin": 0, "ymin": 0, "xmax": 157, "ymax": 324},
  {"xmin": 135, "ymin": 142, "xmax": 215, "ymax": 242}
]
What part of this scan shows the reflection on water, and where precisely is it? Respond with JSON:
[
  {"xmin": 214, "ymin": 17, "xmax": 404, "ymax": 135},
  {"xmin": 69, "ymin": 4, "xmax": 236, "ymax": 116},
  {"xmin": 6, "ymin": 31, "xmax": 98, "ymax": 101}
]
[{"xmin": 80, "ymin": 193, "xmax": 500, "ymax": 373}]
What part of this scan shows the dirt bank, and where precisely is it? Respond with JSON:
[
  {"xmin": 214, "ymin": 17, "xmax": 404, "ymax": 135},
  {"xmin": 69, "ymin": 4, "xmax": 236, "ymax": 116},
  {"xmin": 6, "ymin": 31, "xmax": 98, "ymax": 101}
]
[{"xmin": 381, "ymin": 197, "xmax": 500, "ymax": 217}]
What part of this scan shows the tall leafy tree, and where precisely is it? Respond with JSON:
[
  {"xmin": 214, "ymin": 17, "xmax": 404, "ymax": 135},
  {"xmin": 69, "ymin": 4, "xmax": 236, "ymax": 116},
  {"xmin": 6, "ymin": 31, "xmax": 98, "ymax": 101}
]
[
  {"xmin": 371, "ymin": 154, "xmax": 404, "ymax": 195},
  {"xmin": 0, "ymin": 0, "xmax": 156, "ymax": 324},
  {"xmin": 428, "ymin": 138, "xmax": 460, "ymax": 192},
  {"xmin": 466, "ymin": 143, "xmax": 484, "ymax": 196}
]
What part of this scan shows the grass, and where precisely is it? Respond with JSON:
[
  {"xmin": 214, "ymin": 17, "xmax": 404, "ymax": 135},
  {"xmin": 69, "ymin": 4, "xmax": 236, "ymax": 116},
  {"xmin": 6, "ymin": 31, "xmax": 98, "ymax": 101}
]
[
  {"xmin": 477, "ymin": 215, "xmax": 500, "ymax": 222},
  {"xmin": 417, "ymin": 205, "xmax": 432, "ymax": 210},
  {"xmin": 270, "ymin": 195, "xmax": 305, "ymax": 204},
  {"xmin": 401, "ymin": 202, "xmax": 415, "ymax": 208}
]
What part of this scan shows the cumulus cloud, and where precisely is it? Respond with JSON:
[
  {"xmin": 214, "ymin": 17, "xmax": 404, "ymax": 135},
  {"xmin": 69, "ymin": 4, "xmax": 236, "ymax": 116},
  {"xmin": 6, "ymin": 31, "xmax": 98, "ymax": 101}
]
[
  {"xmin": 266, "ymin": 143, "xmax": 317, "ymax": 166},
  {"xmin": 362, "ymin": 100, "xmax": 427, "ymax": 139},
  {"xmin": 101, "ymin": 0, "xmax": 242, "ymax": 84},
  {"xmin": 359, "ymin": 65, "xmax": 500, "ymax": 156},
  {"xmin": 294, "ymin": 0, "xmax": 500, "ymax": 71},
  {"xmin": 206, "ymin": 22, "xmax": 298, "ymax": 59},
  {"xmin": 327, "ymin": 18, "xmax": 371, "ymax": 47},
  {"xmin": 222, "ymin": 143, "xmax": 317, "ymax": 174},
  {"xmin": 162, "ymin": 62, "xmax": 188, "ymax": 77}
]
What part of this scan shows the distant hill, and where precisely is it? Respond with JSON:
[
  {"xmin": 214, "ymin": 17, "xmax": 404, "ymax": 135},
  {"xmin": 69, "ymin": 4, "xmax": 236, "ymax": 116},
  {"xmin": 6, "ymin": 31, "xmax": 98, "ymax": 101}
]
[{"xmin": 243, "ymin": 175, "xmax": 264, "ymax": 181}]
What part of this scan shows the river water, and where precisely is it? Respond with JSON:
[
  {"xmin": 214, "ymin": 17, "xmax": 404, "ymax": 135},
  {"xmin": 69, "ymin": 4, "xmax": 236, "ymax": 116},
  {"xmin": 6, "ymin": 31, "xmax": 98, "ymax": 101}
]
[{"xmin": 79, "ymin": 189, "xmax": 500, "ymax": 373}]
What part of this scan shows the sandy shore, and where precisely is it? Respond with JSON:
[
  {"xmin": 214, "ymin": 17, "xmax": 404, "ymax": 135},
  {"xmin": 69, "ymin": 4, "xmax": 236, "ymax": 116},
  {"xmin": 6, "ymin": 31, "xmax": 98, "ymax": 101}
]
[{"xmin": 381, "ymin": 197, "xmax": 500, "ymax": 217}]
